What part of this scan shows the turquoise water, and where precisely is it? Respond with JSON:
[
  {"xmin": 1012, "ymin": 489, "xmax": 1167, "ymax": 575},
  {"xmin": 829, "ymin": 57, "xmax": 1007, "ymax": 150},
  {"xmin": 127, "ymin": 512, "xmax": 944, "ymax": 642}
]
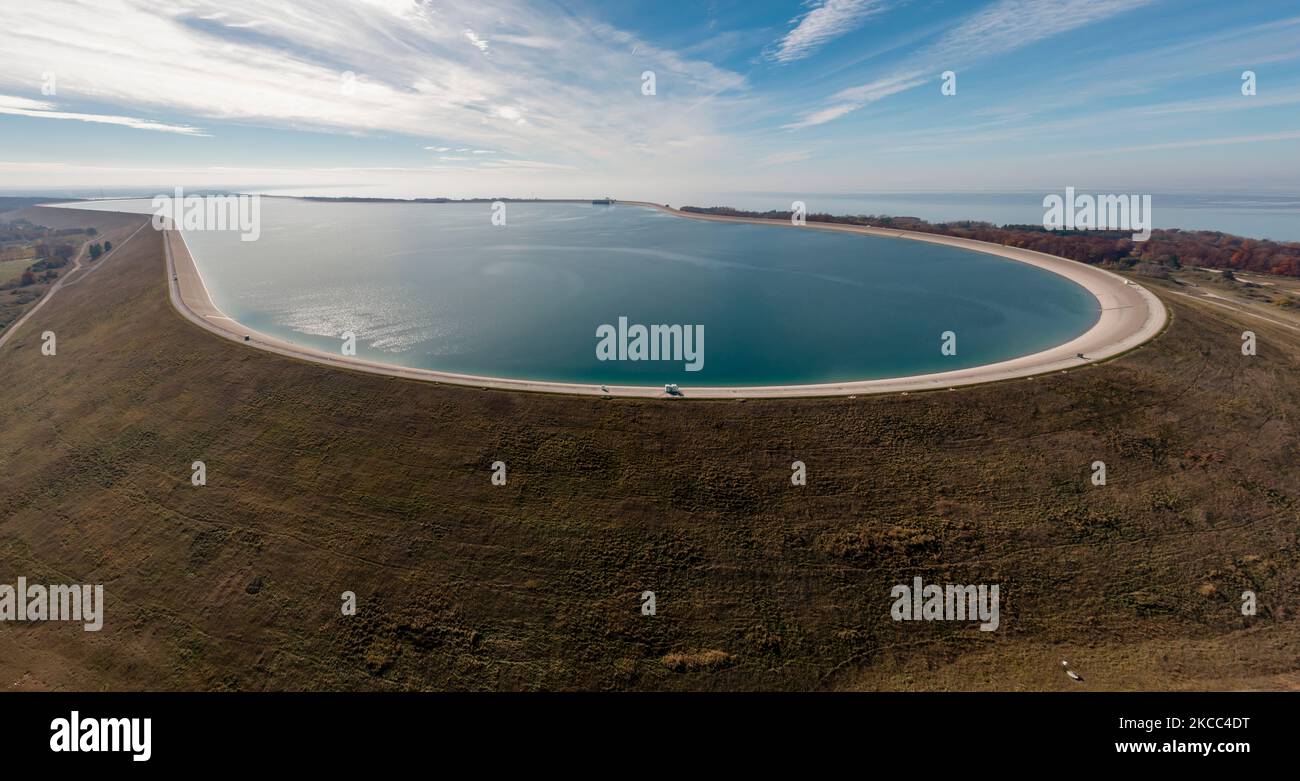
[{"xmin": 64, "ymin": 198, "xmax": 1100, "ymax": 386}]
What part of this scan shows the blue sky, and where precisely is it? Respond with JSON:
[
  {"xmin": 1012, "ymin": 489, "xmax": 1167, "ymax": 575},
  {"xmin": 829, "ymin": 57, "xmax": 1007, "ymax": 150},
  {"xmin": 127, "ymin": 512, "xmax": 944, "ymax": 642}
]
[{"xmin": 0, "ymin": 0, "xmax": 1297, "ymax": 200}]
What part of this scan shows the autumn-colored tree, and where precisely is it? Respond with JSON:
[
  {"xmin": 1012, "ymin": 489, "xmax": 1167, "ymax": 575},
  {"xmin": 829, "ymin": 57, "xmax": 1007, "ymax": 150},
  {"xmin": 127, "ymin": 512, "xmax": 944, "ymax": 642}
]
[{"xmin": 682, "ymin": 207, "xmax": 1300, "ymax": 278}]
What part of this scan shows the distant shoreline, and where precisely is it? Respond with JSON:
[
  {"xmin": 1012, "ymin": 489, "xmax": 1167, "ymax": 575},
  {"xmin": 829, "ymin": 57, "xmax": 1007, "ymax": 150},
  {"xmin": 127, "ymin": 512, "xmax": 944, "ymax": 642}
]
[
  {"xmin": 74, "ymin": 199, "xmax": 1168, "ymax": 399},
  {"xmin": 30, "ymin": 192, "xmax": 1300, "ymax": 245}
]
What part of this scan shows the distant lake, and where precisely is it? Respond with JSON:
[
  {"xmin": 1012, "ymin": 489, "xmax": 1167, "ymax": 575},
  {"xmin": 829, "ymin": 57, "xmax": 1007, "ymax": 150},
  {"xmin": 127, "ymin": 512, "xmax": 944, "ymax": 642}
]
[{"xmin": 63, "ymin": 198, "xmax": 1100, "ymax": 387}]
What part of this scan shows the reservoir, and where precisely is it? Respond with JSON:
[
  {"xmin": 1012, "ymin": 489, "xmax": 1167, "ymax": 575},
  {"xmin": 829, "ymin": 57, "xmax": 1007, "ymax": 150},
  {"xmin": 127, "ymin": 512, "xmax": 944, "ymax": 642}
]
[{"xmin": 64, "ymin": 198, "xmax": 1101, "ymax": 387}]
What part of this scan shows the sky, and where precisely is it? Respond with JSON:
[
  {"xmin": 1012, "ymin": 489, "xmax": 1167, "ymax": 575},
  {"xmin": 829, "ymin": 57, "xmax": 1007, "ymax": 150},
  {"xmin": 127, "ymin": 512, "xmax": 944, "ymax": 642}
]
[{"xmin": 0, "ymin": 0, "xmax": 1297, "ymax": 202}]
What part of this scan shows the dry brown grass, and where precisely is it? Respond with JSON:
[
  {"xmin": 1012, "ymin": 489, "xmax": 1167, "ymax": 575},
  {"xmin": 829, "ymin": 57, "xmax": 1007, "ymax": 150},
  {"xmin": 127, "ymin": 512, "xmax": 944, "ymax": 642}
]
[
  {"xmin": 0, "ymin": 209, "xmax": 1296, "ymax": 691},
  {"xmin": 662, "ymin": 650, "xmax": 735, "ymax": 673}
]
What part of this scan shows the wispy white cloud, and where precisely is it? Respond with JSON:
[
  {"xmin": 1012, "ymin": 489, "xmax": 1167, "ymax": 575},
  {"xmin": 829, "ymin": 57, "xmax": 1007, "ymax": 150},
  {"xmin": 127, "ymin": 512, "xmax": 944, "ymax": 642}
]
[
  {"xmin": 783, "ymin": 71, "xmax": 924, "ymax": 129},
  {"xmin": 913, "ymin": 0, "xmax": 1152, "ymax": 67},
  {"xmin": 0, "ymin": 94, "xmax": 206, "ymax": 135},
  {"xmin": 0, "ymin": 0, "xmax": 748, "ymax": 178},
  {"xmin": 787, "ymin": 0, "xmax": 1153, "ymax": 128},
  {"xmin": 463, "ymin": 29, "xmax": 489, "ymax": 52},
  {"xmin": 1, "ymin": 0, "xmax": 1291, "ymax": 197},
  {"xmin": 770, "ymin": 0, "xmax": 891, "ymax": 64}
]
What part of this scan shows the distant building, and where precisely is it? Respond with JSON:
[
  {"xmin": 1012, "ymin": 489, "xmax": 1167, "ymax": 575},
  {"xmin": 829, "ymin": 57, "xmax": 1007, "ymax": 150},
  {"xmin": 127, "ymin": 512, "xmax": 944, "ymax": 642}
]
[{"xmin": 592, "ymin": 198, "xmax": 615, "ymax": 205}]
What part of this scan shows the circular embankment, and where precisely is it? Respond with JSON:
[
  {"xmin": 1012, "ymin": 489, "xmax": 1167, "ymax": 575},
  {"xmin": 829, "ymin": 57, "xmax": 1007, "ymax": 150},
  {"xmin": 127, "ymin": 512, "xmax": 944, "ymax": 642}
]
[{"xmin": 151, "ymin": 202, "xmax": 1166, "ymax": 399}]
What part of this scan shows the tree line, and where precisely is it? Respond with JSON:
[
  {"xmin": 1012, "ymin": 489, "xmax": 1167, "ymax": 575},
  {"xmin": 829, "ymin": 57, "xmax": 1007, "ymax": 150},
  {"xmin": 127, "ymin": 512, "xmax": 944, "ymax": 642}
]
[{"xmin": 681, "ymin": 207, "xmax": 1300, "ymax": 277}]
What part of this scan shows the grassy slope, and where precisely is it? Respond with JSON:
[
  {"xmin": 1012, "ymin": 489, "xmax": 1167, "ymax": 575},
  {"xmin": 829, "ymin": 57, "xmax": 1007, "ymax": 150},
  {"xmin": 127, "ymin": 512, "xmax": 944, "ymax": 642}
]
[
  {"xmin": 0, "ymin": 210, "xmax": 145, "ymax": 335},
  {"xmin": 0, "ymin": 259, "xmax": 28, "ymax": 286},
  {"xmin": 0, "ymin": 216, "xmax": 1296, "ymax": 691}
]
